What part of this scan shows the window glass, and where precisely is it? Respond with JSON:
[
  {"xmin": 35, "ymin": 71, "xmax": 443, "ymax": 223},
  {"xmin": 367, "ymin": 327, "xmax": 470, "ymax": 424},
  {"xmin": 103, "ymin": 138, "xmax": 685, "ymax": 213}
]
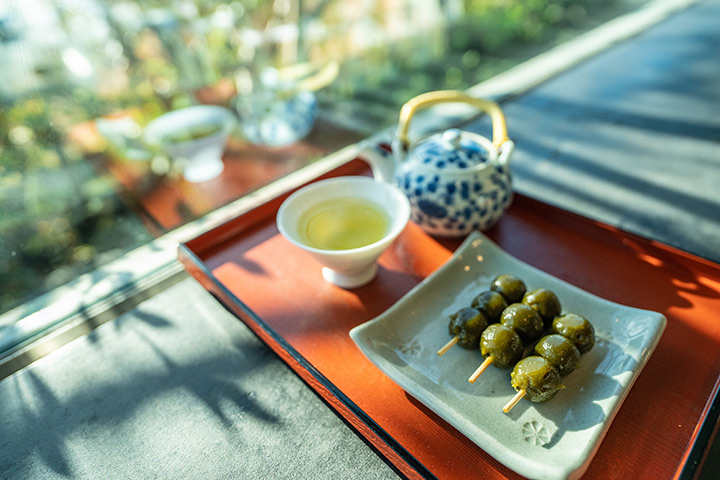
[{"xmin": 0, "ymin": 1, "xmax": 645, "ymax": 325}]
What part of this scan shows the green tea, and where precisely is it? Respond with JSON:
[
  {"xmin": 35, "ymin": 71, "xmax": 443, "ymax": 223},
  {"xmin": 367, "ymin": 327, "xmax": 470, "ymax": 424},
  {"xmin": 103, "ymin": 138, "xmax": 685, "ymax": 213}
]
[
  {"xmin": 164, "ymin": 123, "xmax": 223, "ymax": 143},
  {"xmin": 299, "ymin": 198, "xmax": 390, "ymax": 250}
]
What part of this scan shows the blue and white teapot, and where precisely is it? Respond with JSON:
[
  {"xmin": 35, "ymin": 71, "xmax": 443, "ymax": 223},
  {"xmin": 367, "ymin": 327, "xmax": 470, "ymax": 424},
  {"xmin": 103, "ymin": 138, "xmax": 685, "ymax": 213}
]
[{"xmin": 361, "ymin": 90, "xmax": 515, "ymax": 237}]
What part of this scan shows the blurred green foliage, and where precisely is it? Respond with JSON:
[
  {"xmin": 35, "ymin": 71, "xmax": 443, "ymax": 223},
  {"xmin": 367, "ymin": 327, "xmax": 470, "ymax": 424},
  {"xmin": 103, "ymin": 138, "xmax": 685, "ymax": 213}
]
[{"xmin": 0, "ymin": 0, "xmax": 635, "ymax": 315}]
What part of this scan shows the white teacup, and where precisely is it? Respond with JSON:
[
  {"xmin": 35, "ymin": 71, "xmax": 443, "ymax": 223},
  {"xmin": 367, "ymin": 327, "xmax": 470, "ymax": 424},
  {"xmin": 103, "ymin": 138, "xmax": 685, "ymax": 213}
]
[
  {"xmin": 277, "ymin": 176, "xmax": 411, "ymax": 288},
  {"xmin": 144, "ymin": 105, "xmax": 237, "ymax": 183}
]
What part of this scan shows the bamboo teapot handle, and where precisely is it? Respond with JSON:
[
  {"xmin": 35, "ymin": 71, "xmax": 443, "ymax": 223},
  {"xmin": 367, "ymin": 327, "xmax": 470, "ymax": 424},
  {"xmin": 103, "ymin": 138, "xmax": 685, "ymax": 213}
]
[{"xmin": 396, "ymin": 90, "xmax": 509, "ymax": 150}]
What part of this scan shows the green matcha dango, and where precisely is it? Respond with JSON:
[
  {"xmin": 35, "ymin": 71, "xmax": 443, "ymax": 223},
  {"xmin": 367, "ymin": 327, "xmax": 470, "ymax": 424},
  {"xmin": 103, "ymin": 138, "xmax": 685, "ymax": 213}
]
[
  {"xmin": 552, "ymin": 313, "xmax": 595, "ymax": 354},
  {"xmin": 504, "ymin": 316, "xmax": 595, "ymax": 413},
  {"xmin": 534, "ymin": 334, "xmax": 581, "ymax": 376},
  {"xmin": 438, "ymin": 307, "xmax": 490, "ymax": 355},
  {"xmin": 471, "ymin": 290, "xmax": 508, "ymax": 323},
  {"xmin": 489, "ymin": 274, "xmax": 527, "ymax": 304},
  {"xmin": 500, "ymin": 303, "xmax": 544, "ymax": 344},
  {"xmin": 507, "ymin": 356, "xmax": 565, "ymax": 411},
  {"xmin": 468, "ymin": 324, "xmax": 523, "ymax": 383},
  {"xmin": 522, "ymin": 288, "xmax": 562, "ymax": 328}
]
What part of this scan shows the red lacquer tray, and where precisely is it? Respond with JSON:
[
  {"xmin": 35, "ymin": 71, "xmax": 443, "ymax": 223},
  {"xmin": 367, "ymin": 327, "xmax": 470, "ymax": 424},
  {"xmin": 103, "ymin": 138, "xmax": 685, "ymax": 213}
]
[{"xmin": 179, "ymin": 159, "xmax": 720, "ymax": 479}]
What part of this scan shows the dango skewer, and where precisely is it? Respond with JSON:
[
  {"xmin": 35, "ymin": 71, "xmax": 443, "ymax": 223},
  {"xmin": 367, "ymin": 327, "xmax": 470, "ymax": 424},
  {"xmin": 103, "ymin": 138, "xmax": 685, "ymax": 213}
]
[
  {"xmin": 437, "ymin": 307, "xmax": 488, "ymax": 356},
  {"xmin": 468, "ymin": 356, "xmax": 495, "ymax": 382},
  {"xmin": 470, "ymin": 279, "xmax": 563, "ymax": 384},
  {"xmin": 467, "ymin": 303, "xmax": 541, "ymax": 383},
  {"xmin": 437, "ymin": 288, "xmax": 509, "ymax": 356},
  {"xmin": 466, "ymin": 275, "xmax": 531, "ymax": 382},
  {"xmin": 503, "ymin": 389, "xmax": 527, "ymax": 413},
  {"xmin": 437, "ymin": 336, "xmax": 459, "ymax": 356},
  {"xmin": 503, "ymin": 313, "xmax": 594, "ymax": 413}
]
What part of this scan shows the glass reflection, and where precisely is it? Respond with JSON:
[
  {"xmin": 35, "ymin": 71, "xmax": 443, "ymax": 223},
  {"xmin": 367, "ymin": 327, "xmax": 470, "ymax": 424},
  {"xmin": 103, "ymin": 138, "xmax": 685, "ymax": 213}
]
[{"xmin": 0, "ymin": 0, "xmax": 638, "ymax": 319}]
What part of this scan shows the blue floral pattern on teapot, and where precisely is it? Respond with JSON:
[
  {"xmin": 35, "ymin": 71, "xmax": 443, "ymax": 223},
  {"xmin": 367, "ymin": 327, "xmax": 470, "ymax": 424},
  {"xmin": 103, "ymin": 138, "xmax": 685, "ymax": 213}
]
[{"xmin": 361, "ymin": 90, "xmax": 515, "ymax": 237}]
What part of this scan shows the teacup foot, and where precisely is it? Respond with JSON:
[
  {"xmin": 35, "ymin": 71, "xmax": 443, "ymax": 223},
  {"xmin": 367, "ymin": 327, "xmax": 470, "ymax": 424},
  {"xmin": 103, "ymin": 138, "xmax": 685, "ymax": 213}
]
[
  {"xmin": 322, "ymin": 264, "xmax": 377, "ymax": 288},
  {"xmin": 183, "ymin": 156, "xmax": 225, "ymax": 183}
]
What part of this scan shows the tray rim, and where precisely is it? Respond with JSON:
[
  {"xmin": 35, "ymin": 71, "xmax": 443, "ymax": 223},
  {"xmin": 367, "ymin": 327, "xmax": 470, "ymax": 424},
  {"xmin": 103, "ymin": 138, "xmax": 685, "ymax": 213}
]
[{"xmin": 177, "ymin": 158, "xmax": 720, "ymax": 480}]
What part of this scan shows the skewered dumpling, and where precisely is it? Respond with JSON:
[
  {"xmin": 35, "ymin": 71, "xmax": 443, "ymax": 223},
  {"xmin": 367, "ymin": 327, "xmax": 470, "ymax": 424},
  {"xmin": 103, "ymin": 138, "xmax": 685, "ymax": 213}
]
[
  {"xmin": 489, "ymin": 274, "xmax": 526, "ymax": 304},
  {"xmin": 480, "ymin": 324, "xmax": 523, "ymax": 368},
  {"xmin": 534, "ymin": 334, "xmax": 581, "ymax": 376},
  {"xmin": 551, "ymin": 313, "xmax": 595, "ymax": 354},
  {"xmin": 471, "ymin": 290, "xmax": 508, "ymax": 323},
  {"xmin": 522, "ymin": 288, "xmax": 561, "ymax": 328},
  {"xmin": 510, "ymin": 356, "xmax": 565, "ymax": 403},
  {"xmin": 448, "ymin": 307, "xmax": 489, "ymax": 349},
  {"xmin": 500, "ymin": 303, "xmax": 543, "ymax": 344}
]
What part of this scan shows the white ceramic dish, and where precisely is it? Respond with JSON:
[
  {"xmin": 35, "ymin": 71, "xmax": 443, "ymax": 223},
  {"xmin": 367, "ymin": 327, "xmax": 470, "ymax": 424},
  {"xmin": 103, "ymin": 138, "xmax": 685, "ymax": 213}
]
[{"xmin": 350, "ymin": 231, "xmax": 666, "ymax": 480}]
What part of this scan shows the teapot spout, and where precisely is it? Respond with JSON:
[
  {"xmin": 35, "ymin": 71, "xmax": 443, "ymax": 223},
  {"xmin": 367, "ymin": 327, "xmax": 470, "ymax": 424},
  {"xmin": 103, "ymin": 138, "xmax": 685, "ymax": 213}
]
[{"xmin": 358, "ymin": 142, "xmax": 397, "ymax": 184}]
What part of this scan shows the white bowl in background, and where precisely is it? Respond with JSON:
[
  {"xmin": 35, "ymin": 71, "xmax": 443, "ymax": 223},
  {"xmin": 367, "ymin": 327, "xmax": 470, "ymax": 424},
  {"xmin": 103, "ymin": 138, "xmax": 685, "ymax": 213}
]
[{"xmin": 144, "ymin": 105, "xmax": 237, "ymax": 183}]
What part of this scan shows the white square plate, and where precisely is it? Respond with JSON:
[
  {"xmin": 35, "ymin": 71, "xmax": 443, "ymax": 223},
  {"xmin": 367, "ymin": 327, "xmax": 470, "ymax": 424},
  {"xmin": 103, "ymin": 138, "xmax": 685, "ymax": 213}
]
[{"xmin": 350, "ymin": 231, "xmax": 666, "ymax": 480}]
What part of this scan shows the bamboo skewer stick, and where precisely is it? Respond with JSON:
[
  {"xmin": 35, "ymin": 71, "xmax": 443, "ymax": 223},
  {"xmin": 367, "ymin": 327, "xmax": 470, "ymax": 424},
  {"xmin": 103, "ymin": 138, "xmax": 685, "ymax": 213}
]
[
  {"xmin": 468, "ymin": 356, "xmax": 494, "ymax": 383},
  {"xmin": 503, "ymin": 389, "xmax": 526, "ymax": 413},
  {"xmin": 437, "ymin": 336, "xmax": 459, "ymax": 356}
]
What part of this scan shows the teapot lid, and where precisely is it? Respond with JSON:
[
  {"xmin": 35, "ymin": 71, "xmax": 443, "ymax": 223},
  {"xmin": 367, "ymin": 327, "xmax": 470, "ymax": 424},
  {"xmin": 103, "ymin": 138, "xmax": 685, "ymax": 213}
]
[{"xmin": 411, "ymin": 128, "xmax": 491, "ymax": 170}]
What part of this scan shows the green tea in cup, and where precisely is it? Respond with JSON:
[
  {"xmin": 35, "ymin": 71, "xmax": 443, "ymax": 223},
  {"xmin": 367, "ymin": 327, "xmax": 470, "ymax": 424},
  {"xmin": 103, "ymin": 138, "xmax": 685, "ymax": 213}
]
[
  {"xmin": 276, "ymin": 176, "xmax": 410, "ymax": 288},
  {"xmin": 298, "ymin": 198, "xmax": 390, "ymax": 251}
]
